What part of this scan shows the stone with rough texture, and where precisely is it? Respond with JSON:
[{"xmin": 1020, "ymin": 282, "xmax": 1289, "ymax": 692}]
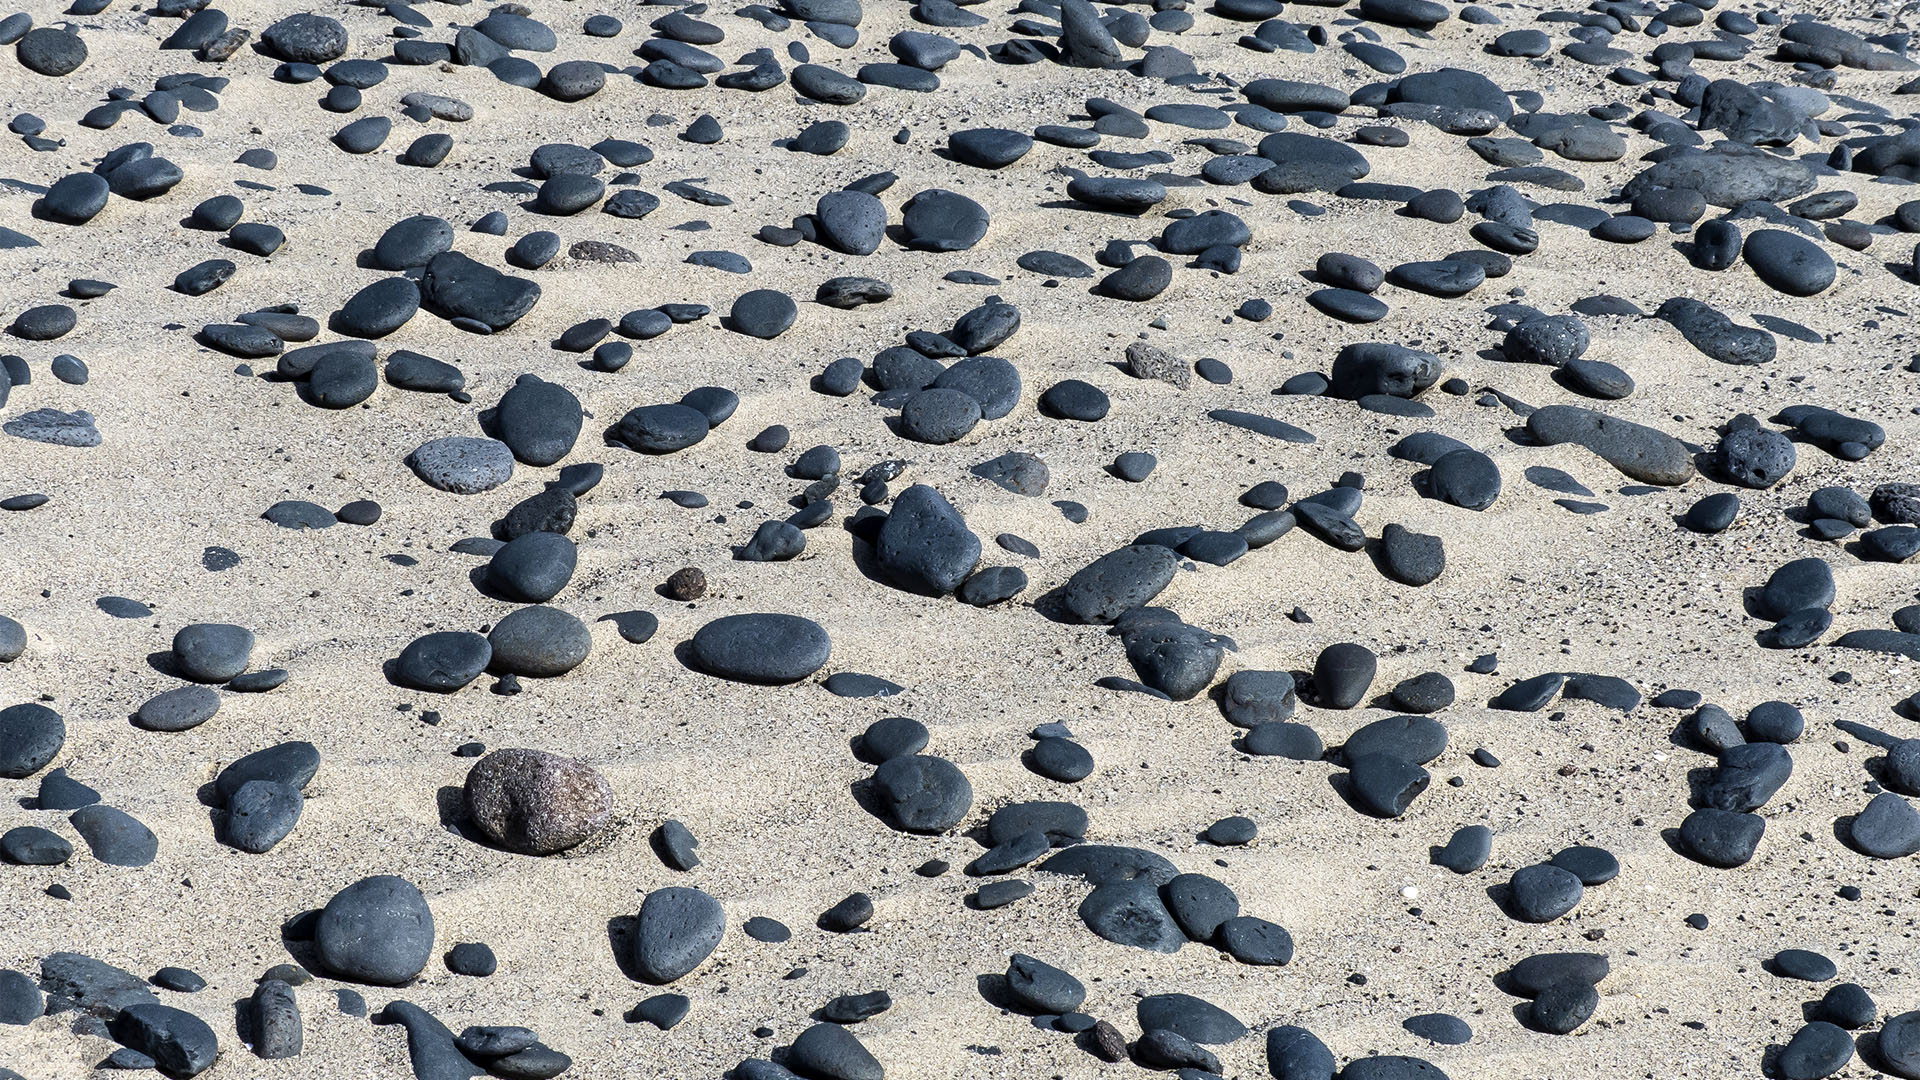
[{"xmin": 464, "ymin": 749, "xmax": 613, "ymax": 855}]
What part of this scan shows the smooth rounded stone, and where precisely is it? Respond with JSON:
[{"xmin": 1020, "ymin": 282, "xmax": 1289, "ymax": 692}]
[
  {"xmin": 610, "ymin": 404, "xmax": 709, "ymax": 455},
  {"xmin": 394, "ymin": 632, "xmax": 491, "ymax": 693},
  {"xmin": 316, "ymin": 876, "xmax": 434, "ymax": 985},
  {"xmin": 1312, "ymin": 642, "xmax": 1376, "ymax": 709},
  {"xmin": 1810, "ymin": 487, "xmax": 1871, "ymax": 527},
  {"xmin": 1376, "ymin": 523, "xmax": 1444, "ymax": 587},
  {"xmin": 633, "ymin": 887, "xmax": 724, "ymax": 984},
  {"xmin": 1680, "ymin": 807, "xmax": 1765, "ymax": 867},
  {"xmin": 0, "ymin": 702, "xmax": 64, "ymax": 778},
  {"xmin": 463, "ymin": 748, "xmax": 611, "ymax": 855},
  {"xmin": 1203, "ymin": 915, "xmax": 1288, "ymax": 968},
  {"xmin": 1548, "ymin": 845, "xmax": 1619, "ymax": 886},
  {"xmin": 1205, "ymin": 816, "xmax": 1258, "ymax": 847},
  {"xmin": 900, "ymin": 188, "xmax": 988, "ymax": 252},
  {"xmin": 1388, "ymin": 258, "xmax": 1485, "ymax": 297},
  {"xmin": 1554, "ymin": 358, "xmax": 1632, "ymax": 401},
  {"xmin": 1508, "ymin": 863, "xmax": 1585, "ymax": 922},
  {"xmin": 17, "ymin": 26, "xmax": 85, "ymax": 75},
  {"xmin": 1770, "ymin": 949, "xmax": 1838, "ymax": 983},
  {"xmin": 872, "ymin": 753, "xmax": 972, "ymax": 832},
  {"xmin": 1308, "ymin": 289, "xmax": 1388, "ymax": 323},
  {"xmin": 1743, "ymin": 229, "xmax": 1835, "ymax": 297},
  {"xmin": 949, "ymin": 127, "xmax": 1032, "ymax": 169},
  {"xmin": 42, "ymin": 172, "xmax": 110, "ymax": 224},
  {"xmin": 788, "ymin": 1024, "xmax": 882, "ymax": 1080},
  {"xmin": 1343, "ymin": 715, "xmax": 1447, "ymax": 766},
  {"xmin": 1703, "ymin": 741, "xmax": 1791, "ymax": 814},
  {"xmin": 1033, "ymin": 378, "xmax": 1108, "ymax": 422},
  {"xmin": 815, "ymin": 190, "xmax": 886, "ymax": 255},
  {"xmin": 493, "ymin": 375, "xmax": 581, "ymax": 468},
  {"xmin": 897, "ymin": 388, "xmax": 982, "ymax": 445},
  {"xmin": 1239, "ymin": 721, "xmax": 1322, "ymax": 760},
  {"xmin": 1769, "ymin": 1021, "xmax": 1852, "ymax": 1080},
  {"xmin": 1747, "ymin": 701, "xmax": 1804, "ymax": 743},
  {"xmin": 212, "ymin": 743, "xmax": 318, "ymax": 809},
  {"xmin": 1, "ymin": 825, "xmax": 70, "ymax": 865},
  {"xmin": 930, "ymin": 356, "xmax": 1020, "ymax": 420},
  {"xmin": 859, "ymin": 717, "xmax": 928, "ymax": 764},
  {"xmin": 1096, "ymin": 255, "xmax": 1172, "ymax": 301},
  {"xmin": 330, "ymin": 115, "xmax": 390, "ymax": 154},
  {"xmin": 690, "ymin": 613, "xmax": 830, "ymax": 684},
  {"xmin": 506, "ymin": 231, "xmax": 562, "ymax": 271},
  {"xmin": 1060, "ymin": 545, "xmax": 1178, "ymax": 624},
  {"xmin": 374, "ymin": 215, "xmax": 452, "ymax": 270},
  {"xmin": 1068, "ymin": 176, "xmax": 1166, "ymax": 214},
  {"xmin": 956, "ymin": 566, "xmax": 1026, "ymax": 607},
  {"xmin": 1431, "ymin": 824, "xmax": 1492, "ymax": 874},
  {"xmin": 1681, "ymin": 491, "xmax": 1743, "ymax": 534},
  {"xmin": 488, "ymin": 606, "xmax": 590, "ymax": 678},
  {"xmin": 1761, "ymin": 557, "xmax": 1834, "ymax": 620},
  {"xmin": 169, "ymin": 623, "xmax": 253, "ymax": 684},
  {"xmin": 1078, "ymin": 880, "xmax": 1184, "ymax": 952},
  {"xmin": 223, "ymin": 780, "xmax": 303, "ymax": 854},
  {"xmin": 736, "ymin": 520, "xmax": 803, "ymax": 562},
  {"xmin": 1717, "ymin": 427, "xmax": 1794, "ymax": 488},
  {"xmin": 1527, "ymin": 980, "xmax": 1599, "ymax": 1035},
  {"xmin": 331, "ymin": 277, "xmax": 419, "ymax": 340},
  {"xmin": 1852, "ymin": 792, "xmax": 1920, "ymax": 858},
  {"xmin": 149, "ymin": 967, "xmax": 206, "ymax": 994},
  {"xmin": 69, "ymin": 804, "xmax": 157, "ymax": 867},
  {"xmin": 134, "ymin": 685, "xmax": 220, "ymax": 732},
  {"xmin": 790, "ymin": 63, "xmax": 865, "ymax": 104},
  {"xmin": 537, "ymin": 173, "xmax": 605, "ymax": 216},
  {"xmin": 1526, "ymin": 405, "xmax": 1694, "ymax": 486},
  {"xmin": 420, "ymin": 250, "xmax": 540, "ymax": 331},
  {"xmin": 1818, "ymin": 984, "xmax": 1876, "ymax": 1030},
  {"xmin": 1427, "ymin": 450, "xmax": 1501, "ymax": 511},
  {"xmin": 876, "ymin": 484, "xmax": 980, "ymax": 595},
  {"xmin": 408, "ymin": 437, "xmax": 513, "ymax": 494},
  {"xmin": 1006, "ymin": 954, "xmax": 1084, "ymax": 1014},
  {"xmin": 1161, "ymin": 873, "xmax": 1240, "ymax": 941},
  {"xmin": 1028, "ymin": 737, "xmax": 1093, "ymax": 782}
]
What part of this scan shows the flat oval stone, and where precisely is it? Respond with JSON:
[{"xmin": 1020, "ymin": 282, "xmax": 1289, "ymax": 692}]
[
  {"xmin": 690, "ymin": 613, "xmax": 830, "ymax": 683},
  {"xmin": 215, "ymin": 741, "xmax": 320, "ymax": 803},
  {"xmin": 171, "ymin": 623, "xmax": 253, "ymax": 683},
  {"xmin": 408, "ymin": 437, "xmax": 513, "ymax": 494},
  {"xmin": 487, "ymin": 606, "xmax": 591, "ymax": 677},
  {"xmin": 395, "ymin": 631, "xmax": 491, "ymax": 692},
  {"xmin": 2, "ymin": 825, "xmax": 71, "ymax": 865},
  {"xmin": 135, "ymin": 685, "xmax": 220, "ymax": 731},
  {"xmin": 1509, "ymin": 863, "xmax": 1584, "ymax": 922},
  {"xmin": 1743, "ymin": 229, "xmax": 1835, "ymax": 296}
]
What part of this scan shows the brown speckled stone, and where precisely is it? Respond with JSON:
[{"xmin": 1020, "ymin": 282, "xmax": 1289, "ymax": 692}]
[{"xmin": 463, "ymin": 748, "xmax": 612, "ymax": 855}]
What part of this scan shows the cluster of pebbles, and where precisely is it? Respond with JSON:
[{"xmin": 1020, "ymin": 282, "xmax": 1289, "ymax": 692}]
[{"xmin": 6, "ymin": 0, "xmax": 1920, "ymax": 1075}]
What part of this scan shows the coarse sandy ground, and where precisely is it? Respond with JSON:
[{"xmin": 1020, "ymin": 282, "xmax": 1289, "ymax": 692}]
[{"xmin": 4, "ymin": 0, "xmax": 1920, "ymax": 1075}]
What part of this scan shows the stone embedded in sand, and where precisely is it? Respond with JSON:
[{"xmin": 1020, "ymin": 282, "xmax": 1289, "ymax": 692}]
[
  {"xmin": 463, "ymin": 748, "xmax": 613, "ymax": 855},
  {"xmin": 407, "ymin": 437, "xmax": 514, "ymax": 494},
  {"xmin": 171, "ymin": 623, "xmax": 253, "ymax": 683},
  {"xmin": 689, "ymin": 613, "xmax": 831, "ymax": 684}
]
